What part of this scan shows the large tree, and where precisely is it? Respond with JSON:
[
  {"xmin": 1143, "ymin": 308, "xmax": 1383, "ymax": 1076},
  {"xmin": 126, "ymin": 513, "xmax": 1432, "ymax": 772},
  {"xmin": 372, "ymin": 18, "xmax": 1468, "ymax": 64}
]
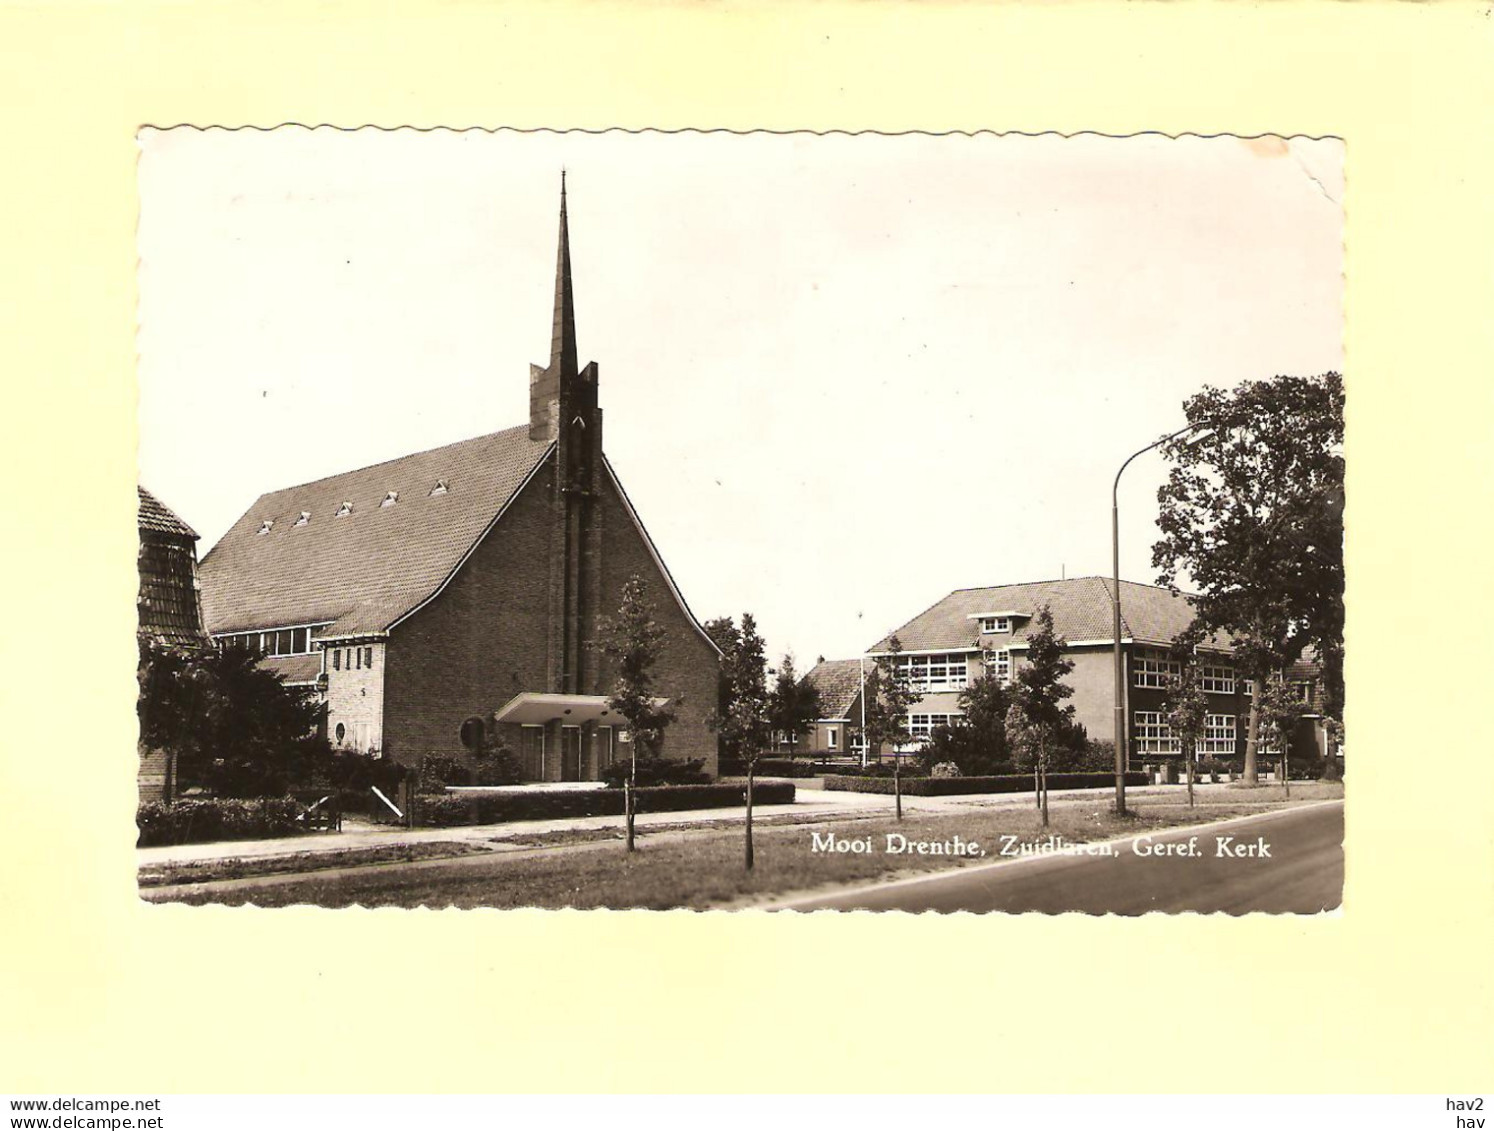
[
  {"xmin": 864, "ymin": 636, "xmax": 919, "ymax": 820},
  {"xmin": 1006, "ymin": 605, "xmax": 1075, "ymax": 826},
  {"xmin": 708, "ymin": 613, "xmax": 770, "ymax": 869},
  {"xmin": 1152, "ymin": 373, "xmax": 1344, "ymax": 783},
  {"xmin": 137, "ymin": 638, "xmax": 329, "ymax": 798},
  {"xmin": 597, "ymin": 575, "xmax": 678, "ymax": 852},
  {"xmin": 768, "ymin": 653, "xmax": 821, "ymax": 765}
]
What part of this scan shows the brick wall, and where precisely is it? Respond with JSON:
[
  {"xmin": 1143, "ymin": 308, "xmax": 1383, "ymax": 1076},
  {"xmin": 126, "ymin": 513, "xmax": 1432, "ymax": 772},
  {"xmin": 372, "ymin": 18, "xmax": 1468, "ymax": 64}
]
[
  {"xmin": 325, "ymin": 642, "xmax": 385, "ymax": 754},
  {"xmin": 379, "ymin": 455, "xmax": 720, "ymax": 776},
  {"xmin": 382, "ymin": 460, "xmax": 557, "ymax": 766}
]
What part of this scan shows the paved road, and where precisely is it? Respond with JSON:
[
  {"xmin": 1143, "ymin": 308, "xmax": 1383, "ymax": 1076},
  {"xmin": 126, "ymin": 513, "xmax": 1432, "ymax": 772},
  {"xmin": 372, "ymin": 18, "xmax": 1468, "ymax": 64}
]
[{"xmin": 773, "ymin": 800, "xmax": 1344, "ymax": 915}]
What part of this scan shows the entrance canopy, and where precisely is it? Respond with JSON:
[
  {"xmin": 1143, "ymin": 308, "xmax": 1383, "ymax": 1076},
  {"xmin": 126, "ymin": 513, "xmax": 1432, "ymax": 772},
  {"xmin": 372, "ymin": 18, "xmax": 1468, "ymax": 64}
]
[{"xmin": 493, "ymin": 692, "xmax": 670, "ymax": 727}]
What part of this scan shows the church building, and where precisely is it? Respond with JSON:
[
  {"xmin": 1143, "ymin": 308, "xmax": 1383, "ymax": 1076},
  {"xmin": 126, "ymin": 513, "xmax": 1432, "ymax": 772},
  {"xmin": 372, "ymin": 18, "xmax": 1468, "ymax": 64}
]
[{"xmin": 197, "ymin": 182, "xmax": 722, "ymax": 780}]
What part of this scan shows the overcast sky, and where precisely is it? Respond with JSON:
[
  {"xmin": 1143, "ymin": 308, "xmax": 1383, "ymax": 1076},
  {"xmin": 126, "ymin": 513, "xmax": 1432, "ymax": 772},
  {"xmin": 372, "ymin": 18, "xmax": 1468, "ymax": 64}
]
[{"xmin": 137, "ymin": 128, "xmax": 1343, "ymax": 667}]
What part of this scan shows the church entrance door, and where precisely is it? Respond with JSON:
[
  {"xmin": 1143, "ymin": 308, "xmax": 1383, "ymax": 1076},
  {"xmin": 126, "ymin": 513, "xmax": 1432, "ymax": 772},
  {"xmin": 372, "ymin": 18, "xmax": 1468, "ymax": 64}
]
[{"xmin": 561, "ymin": 725, "xmax": 583, "ymax": 781}]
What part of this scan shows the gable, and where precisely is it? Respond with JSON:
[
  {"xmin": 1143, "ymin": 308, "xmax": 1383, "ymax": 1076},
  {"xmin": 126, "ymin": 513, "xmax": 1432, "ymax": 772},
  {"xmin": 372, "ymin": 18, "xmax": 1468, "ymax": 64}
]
[{"xmin": 199, "ymin": 426, "xmax": 552, "ymax": 638}]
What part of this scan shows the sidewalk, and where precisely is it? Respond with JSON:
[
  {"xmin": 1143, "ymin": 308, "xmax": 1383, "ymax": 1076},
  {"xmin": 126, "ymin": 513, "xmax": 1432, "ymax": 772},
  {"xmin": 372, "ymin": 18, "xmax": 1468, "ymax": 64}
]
[{"xmin": 135, "ymin": 781, "xmax": 1186, "ymax": 869}]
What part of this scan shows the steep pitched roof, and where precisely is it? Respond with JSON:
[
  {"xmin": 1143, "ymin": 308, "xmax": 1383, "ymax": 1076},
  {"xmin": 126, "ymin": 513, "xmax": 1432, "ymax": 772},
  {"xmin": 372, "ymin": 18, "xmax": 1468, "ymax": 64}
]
[
  {"xmin": 199, "ymin": 426, "xmax": 553, "ymax": 638},
  {"xmin": 806, "ymin": 658, "xmax": 866, "ymax": 720},
  {"xmin": 871, "ymin": 576, "xmax": 1223, "ymax": 653},
  {"xmin": 138, "ymin": 486, "xmax": 198, "ymax": 540}
]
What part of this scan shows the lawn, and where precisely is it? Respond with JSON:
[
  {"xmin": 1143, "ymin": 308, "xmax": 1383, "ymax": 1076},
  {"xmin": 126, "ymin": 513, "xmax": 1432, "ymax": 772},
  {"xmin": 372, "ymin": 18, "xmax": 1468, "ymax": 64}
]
[
  {"xmin": 137, "ymin": 840, "xmax": 493, "ymax": 888},
  {"xmin": 150, "ymin": 788, "xmax": 1339, "ymax": 910}
]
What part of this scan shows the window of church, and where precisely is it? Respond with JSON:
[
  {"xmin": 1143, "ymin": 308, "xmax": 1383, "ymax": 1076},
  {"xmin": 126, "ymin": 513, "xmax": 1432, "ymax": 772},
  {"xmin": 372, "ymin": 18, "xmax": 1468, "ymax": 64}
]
[
  {"xmin": 381, "ymin": 491, "xmax": 398, "ymax": 507},
  {"xmin": 257, "ymin": 519, "xmax": 273, "ymax": 535},
  {"xmin": 336, "ymin": 501, "xmax": 353, "ymax": 517},
  {"xmin": 294, "ymin": 511, "xmax": 310, "ymax": 526},
  {"xmin": 430, "ymin": 479, "xmax": 449, "ymax": 496}
]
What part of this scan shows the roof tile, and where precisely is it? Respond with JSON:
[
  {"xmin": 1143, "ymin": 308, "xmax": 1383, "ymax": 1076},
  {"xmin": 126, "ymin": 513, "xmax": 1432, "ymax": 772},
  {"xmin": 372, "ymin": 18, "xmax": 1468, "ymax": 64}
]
[{"xmin": 199, "ymin": 426, "xmax": 552, "ymax": 638}]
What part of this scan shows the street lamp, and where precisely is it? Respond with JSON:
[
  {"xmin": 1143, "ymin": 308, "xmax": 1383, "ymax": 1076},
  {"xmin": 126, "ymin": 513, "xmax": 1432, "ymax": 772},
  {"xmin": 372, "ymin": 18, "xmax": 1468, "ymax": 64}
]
[{"xmin": 1112, "ymin": 423, "xmax": 1213, "ymax": 815}]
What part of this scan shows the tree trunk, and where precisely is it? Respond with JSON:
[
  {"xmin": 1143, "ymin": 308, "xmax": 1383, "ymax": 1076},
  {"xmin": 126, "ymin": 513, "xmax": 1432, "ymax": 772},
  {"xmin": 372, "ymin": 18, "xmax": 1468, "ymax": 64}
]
[
  {"xmin": 894, "ymin": 755, "xmax": 903, "ymax": 821},
  {"xmin": 1282, "ymin": 741, "xmax": 1290, "ymax": 799},
  {"xmin": 625, "ymin": 756, "xmax": 637, "ymax": 852},
  {"xmin": 1039, "ymin": 749, "xmax": 1049, "ymax": 828},
  {"xmin": 1244, "ymin": 677, "xmax": 1262, "ymax": 784},
  {"xmin": 1034, "ymin": 757, "xmax": 1041, "ymax": 810},
  {"xmin": 1186, "ymin": 743, "xmax": 1195, "ymax": 808},
  {"xmin": 744, "ymin": 766, "xmax": 755, "ymax": 870}
]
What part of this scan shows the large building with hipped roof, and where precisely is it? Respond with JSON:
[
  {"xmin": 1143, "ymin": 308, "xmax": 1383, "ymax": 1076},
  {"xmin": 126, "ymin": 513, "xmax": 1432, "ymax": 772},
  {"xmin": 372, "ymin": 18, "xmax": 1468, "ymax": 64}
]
[
  {"xmin": 197, "ymin": 182, "xmax": 721, "ymax": 780},
  {"xmin": 868, "ymin": 575, "xmax": 1330, "ymax": 766}
]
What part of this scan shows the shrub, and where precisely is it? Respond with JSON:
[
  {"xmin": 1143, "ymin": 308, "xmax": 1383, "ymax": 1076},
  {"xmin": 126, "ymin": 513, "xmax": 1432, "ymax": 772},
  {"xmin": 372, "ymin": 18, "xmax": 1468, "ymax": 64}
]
[
  {"xmin": 1321, "ymin": 758, "xmax": 1344, "ymax": 782},
  {"xmin": 821, "ymin": 771, "xmax": 1148, "ymax": 797},
  {"xmin": 600, "ymin": 757, "xmax": 712, "ymax": 788},
  {"xmin": 136, "ymin": 797, "xmax": 305, "ymax": 847},
  {"xmin": 930, "ymin": 761, "xmax": 961, "ymax": 779},
  {"xmin": 420, "ymin": 754, "xmax": 472, "ymax": 792},
  {"xmin": 415, "ymin": 781, "xmax": 795, "ymax": 827},
  {"xmin": 716, "ymin": 756, "xmax": 822, "ymax": 778},
  {"xmin": 473, "ymin": 746, "xmax": 525, "ymax": 787}
]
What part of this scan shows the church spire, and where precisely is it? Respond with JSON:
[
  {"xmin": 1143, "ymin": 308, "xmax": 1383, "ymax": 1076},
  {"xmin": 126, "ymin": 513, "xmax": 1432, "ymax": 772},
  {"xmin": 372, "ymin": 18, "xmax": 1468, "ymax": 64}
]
[{"xmin": 549, "ymin": 170, "xmax": 578, "ymax": 379}]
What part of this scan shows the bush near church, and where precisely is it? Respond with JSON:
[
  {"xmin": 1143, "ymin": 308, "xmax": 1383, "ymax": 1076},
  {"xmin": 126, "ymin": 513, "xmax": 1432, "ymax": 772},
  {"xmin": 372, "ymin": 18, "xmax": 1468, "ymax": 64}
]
[{"xmin": 136, "ymin": 797, "xmax": 305, "ymax": 848}]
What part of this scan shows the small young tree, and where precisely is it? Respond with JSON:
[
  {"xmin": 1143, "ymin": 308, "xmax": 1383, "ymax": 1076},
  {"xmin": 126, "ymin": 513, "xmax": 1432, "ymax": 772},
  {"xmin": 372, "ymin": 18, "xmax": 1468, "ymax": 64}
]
[
  {"xmin": 864, "ymin": 636, "xmax": 919, "ymax": 819},
  {"xmin": 1163, "ymin": 648, "xmax": 1210, "ymax": 808},
  {"xmin": 702, "ymin": 615, "xmax": 742, "ymax": 768},
  {"xmin": 1006, "ymin": 606, "xmax": 1075, "ymax": 827},
  {"xmin": 597, "ymin": 575, "xmax": 677, "ymax": 852},
  {"xmin": 709, "ymin": 613, "xmax": 770, "ymax": 869},
  {"xmin": 768, "ymin": 653, "xmax": 821, "ymax": 766},
  {"xmin": 1256, "ymin": 671, "xmax": 1303, "ymax": 798}
]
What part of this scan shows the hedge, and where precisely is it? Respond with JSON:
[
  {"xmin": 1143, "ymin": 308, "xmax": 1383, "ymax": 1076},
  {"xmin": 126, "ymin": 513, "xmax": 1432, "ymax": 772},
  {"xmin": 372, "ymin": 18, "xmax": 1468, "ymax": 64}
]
[
  {"xmin": 136, "ymin": 797, "xmax": 305, "ymax": 847},
  {"xmin": 717, "ymin": 757, "xmax": 822, "ymax": 779},
  {"xmin": 821, "ymin": 771, "xmax": 1149, "ymax": 797},
  {"xmin": 417, "ymin": 781, "xmax": 796, "ymax": 827}
]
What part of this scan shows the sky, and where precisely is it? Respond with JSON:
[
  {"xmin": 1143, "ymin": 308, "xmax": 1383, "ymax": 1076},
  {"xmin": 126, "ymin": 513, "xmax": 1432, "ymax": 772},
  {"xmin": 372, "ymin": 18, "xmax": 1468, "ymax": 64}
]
[{"xmin": 137, "ymin": 128, "xmax": 1343, "ymax": 668}]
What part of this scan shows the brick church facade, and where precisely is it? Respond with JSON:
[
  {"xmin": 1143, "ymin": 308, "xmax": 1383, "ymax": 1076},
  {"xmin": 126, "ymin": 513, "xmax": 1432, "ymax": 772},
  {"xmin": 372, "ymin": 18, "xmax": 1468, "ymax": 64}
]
[{"xmin": 197, "ymin": 182, "xmax": 721, "ymax": 780}]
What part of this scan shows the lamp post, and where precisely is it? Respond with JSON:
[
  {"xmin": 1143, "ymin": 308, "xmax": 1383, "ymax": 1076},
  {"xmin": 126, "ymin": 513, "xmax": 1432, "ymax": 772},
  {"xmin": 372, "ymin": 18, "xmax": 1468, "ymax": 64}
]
[{"xmin": 1112, "ymin": 423, "xmax": 1212, "ymax": 815}]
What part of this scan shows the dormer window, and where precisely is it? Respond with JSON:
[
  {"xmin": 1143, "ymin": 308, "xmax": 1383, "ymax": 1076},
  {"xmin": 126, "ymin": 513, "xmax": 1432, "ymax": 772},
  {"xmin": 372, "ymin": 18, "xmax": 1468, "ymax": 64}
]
[
  {"xmin": 979, "ymin": 616, "xmax": 1012, "ymax": 634},
  {"xmin": 430, "ymin": 479, "xmax": 448, "ymax": 497},
  {"xmin": 336, "ymin": 501, "xmax": 353, "ymax": 517},
  {"xmin": 381, "ymin": 490, "xmax": 399, "ymax": 507},
  {"xmin": 294, "ymin": 511, "xmax": 310, "ymax": 527},
  {"xmin": 256, "ymin": 519, "xmax": 274, "ymax": 535}
]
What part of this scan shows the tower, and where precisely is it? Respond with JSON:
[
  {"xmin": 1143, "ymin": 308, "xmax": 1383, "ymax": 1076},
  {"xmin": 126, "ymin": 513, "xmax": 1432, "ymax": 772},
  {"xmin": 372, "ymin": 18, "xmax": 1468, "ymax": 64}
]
[{"xmin": 531, "ymin": 174, "xmax": 604, "ymax": 697}]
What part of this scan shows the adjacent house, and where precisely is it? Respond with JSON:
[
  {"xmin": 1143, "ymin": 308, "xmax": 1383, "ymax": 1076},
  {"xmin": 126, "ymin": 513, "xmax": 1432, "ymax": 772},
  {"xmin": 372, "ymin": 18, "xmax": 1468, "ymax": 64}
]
[
  {"xmin": 197, "ymin": 183, "xmax": 722, "ymax": 781},
  {"xmin": 797, "ymin": 657, "xmax": 870, "ymax": 758},
  {"xmin": 867, "ymin": 575, "xmax": 1331, "ymax": 766},
  {"xmin": 136, "ymin": 486, "xmax": 210, "ymax": 802}
]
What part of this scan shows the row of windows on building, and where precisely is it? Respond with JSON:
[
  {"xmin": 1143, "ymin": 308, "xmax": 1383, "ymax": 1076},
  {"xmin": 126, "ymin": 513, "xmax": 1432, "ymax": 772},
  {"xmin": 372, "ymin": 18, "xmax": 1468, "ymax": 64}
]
[
  {"xmin": 215, "ymin": 626, "xmax": 321, "ymax": 656},
  {"xmin": 887, "ymin": 649, "xmax": 1313, "ymax": 701},
  {"xmin": 213, "ymin": 628, "xmax": 374, "ymax": 672},
  {"xmin": 331, "ymin": 646, "xmax": 376, "ymax": 672},
  {"xmin": 254, "ymin": 481, "xmax": 453, "ymax": 534}
]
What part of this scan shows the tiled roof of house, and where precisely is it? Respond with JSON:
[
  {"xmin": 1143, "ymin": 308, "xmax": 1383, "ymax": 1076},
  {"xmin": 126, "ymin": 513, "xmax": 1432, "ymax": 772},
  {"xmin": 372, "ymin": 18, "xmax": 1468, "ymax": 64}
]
[
  {"xmin": 199, "ymin": 426, "xmax": 553, "ymax": 639},
  {"xmin": 138, "ymin": 486, "xmax": 198, "ymax": 540},
  {"xmin": 262, "ymin": 653, "xmax": 324, "ymax": 685},
  {"xmin": 806, "ymin": 658, "xmax": 866, "ymax": 720},
  {"xmin": 871, "ymin": 576, "xmax": 1226, "ymax": 653}
]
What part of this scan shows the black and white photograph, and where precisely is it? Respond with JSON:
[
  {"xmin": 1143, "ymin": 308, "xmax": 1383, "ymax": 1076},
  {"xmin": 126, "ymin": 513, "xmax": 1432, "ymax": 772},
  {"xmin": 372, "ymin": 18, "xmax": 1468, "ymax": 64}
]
[{"xmin": 135, "ymin": 127, "xmax": 1345, "ymax": 913}]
